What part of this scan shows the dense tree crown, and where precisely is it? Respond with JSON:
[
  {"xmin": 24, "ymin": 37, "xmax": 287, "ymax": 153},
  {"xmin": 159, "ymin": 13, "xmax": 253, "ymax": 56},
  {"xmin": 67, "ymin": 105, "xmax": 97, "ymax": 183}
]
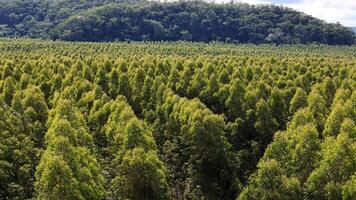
[
  {"xmin": 0, "ymin": 39, "xmax": 355, "ymax": 200},
  {"xmin": 0, "ymin": 0, "xmax": 355, "ymax": 44}
]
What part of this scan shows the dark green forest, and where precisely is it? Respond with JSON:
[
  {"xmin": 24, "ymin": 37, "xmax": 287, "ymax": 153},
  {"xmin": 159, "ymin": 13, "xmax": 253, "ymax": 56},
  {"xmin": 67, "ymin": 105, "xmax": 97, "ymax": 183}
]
[
  {"xmin": 0, "ymin": 39, "xmax": 355, "ymax": 199},
  {"xmin": 0, "ymin": 0, "xmax": 355, "ymax": 44}
]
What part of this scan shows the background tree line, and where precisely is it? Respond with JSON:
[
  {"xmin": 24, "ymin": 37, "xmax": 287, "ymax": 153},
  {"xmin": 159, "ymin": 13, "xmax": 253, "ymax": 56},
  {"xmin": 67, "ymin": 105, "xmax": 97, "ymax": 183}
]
[{"xmin": 0, "ymin": 0, "xmax": 355, "ymax": 44}]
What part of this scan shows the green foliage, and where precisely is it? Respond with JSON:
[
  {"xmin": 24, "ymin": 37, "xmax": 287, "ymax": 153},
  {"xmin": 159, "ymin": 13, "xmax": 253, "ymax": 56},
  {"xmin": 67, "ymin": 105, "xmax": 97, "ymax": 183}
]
[
  {"xmin": 0, "ymin": 1, "xmax": 355, "ymax": 44},
  {"xmin": 306, "ymin": 129, "xmax": 355, "ymax": 199},
  {"xmin": 307, "ymin": 87, "xmax": 329, "ymax": 132},
  {"xmin": 111, "ymin": 147, "xmax": 168, "ymax": 200},
  {"xmin": 323, "ymin": 104, "xmax": 352, "ymax": 137},
  {"xmin": 225, "ymin": 79, "xmax": 245, "ymax": 120},
  {"xmin": 238, "ymin": 159, "xmax": 303, "ymax": 200},
  {"xmin": 254, "ymin": 98, "xmax": 278, "ymax": 143},
  {"xmin": 268, "ymin": 88, "xmax": 287, "ymax": 126},
  {"xmin": 0, "ymin": 40, "xmax": 355, "ymax": 200},
  {"xmin": 35, "ymin": 99, "xmax": 105, "ymax": 200},
  {"xmin": 0, "ymin": 104, "xmax": 37, "ymax": 199},
  {"xmin": 11, "ymin": 85, "xmax": 48, "ymax": 147},
  {"xmin": 238, "ymin": 121, "xmax": 321, "ymax": 199},
  {"xmin": 289, "ymin": 87, "xmax": 307, "ymax": 115},
  {"xmin": 342, "ymin": 174, "xmax": 356, "ymax": 200},
  {"xmin": 240, "ymin": 86, "xmax": 354, "ymax": 200},
  {"xmin": 106, "ymin": 98, "xmax": 168, "ymax": 199},
  {"xmin": 2, "ymin": 76, "xmax": 15, "ymax": 104}
]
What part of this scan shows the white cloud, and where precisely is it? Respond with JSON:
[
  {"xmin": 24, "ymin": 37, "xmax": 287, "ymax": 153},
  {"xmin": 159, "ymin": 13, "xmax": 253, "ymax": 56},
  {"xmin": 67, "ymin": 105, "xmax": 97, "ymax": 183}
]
[
  {"xmin": 217, "ymin": 0, "xmax": 268, "ymax": 4},
  {"xmin": 287, "ymin": 0, "xmax": 356, "ymax": 27},
  {"xmin": 236, "ymin": 0, "xmax": 268, "ymax": 4},
  {"xmin": 216, "ymin": 0, "xmax": 356, "ymax": 27}
]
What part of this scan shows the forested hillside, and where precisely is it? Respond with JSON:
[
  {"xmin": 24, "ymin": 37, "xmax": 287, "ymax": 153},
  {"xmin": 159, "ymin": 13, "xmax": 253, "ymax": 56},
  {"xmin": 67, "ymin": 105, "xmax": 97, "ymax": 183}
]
[
  {"xmin": 0, "ymin": 39, "xmax": 355, "ymax": 199},
  {"xmin": 0, "ymin": 0, "xmax": 355, "ymax": 44}
]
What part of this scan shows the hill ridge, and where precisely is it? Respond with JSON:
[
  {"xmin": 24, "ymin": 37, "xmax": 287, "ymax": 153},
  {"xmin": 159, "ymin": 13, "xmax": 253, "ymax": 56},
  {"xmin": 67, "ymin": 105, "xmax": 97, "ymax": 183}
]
[{"xmin": 0, "ymin": 0, "xmax": 355, "ymax": 44}]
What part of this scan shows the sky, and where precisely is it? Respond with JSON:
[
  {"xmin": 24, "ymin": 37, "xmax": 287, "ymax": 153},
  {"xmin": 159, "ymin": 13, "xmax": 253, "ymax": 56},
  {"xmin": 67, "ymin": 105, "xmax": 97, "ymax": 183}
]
[{"xmin": 215, "ymin": 0, "xmax": 356, "ymax": 27}]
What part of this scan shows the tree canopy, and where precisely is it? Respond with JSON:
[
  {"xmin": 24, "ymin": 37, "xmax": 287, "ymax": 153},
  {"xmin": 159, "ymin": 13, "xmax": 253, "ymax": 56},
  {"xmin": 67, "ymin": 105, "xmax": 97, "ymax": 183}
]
[
  {"xmin": 0, "ymin": 0, "xmax": 355, "ymax": 44},
  {"xmin": 0, "ymin": 39, "xmax": 355, "ymax": 199}
]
